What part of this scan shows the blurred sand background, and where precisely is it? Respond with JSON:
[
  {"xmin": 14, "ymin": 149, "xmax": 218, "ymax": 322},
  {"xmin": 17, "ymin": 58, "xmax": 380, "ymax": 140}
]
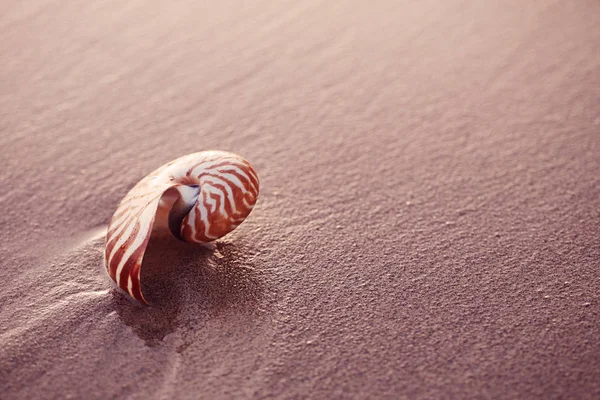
[{"xmin": 1, "ymin": 0, "xmax": 599, "ymax": 398}]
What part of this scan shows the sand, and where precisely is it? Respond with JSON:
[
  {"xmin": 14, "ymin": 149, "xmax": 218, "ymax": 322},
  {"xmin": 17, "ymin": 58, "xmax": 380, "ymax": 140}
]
[{"xmin": 1, "ymin": 0, "xmax": 599, "ymax": 399}]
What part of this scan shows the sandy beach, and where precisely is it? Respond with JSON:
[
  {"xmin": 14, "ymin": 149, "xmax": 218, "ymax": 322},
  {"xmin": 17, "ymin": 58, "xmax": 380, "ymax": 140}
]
[{"xmin": 1, "ymin": 0, "xmax": 599, "ymax": 398}]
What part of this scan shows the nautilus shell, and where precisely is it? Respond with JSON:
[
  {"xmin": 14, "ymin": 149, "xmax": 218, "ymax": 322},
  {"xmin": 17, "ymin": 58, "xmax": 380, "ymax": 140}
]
[{"xmin": 104, "ymin": 151, "xmax": 259, "ymax": 304}]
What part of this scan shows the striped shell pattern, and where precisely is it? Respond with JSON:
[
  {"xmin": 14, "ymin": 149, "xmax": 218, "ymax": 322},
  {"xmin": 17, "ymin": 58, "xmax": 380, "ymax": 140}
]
[{"xmin": 105, "ymin": 151, "xmax": 259, "ymax": 304}]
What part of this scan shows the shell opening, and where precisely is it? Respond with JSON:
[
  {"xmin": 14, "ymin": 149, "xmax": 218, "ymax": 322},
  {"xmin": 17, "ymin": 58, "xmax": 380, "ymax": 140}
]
[{"xmin": 167, "ymin": 185, "xmax": 200, "ymax": 240}]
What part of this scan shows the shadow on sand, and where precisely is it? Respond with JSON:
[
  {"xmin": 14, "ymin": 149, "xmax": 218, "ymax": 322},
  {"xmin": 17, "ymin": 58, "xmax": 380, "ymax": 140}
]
[{"xmin": 112, "ymin": 234, "xmax": 264, "ymax": 346}]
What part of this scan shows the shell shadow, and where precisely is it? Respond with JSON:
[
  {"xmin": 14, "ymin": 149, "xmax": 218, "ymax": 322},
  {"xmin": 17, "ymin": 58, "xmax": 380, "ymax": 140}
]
[{"xmin": 113, "ymin": 233, "xmax": 264, "ymax": 346}]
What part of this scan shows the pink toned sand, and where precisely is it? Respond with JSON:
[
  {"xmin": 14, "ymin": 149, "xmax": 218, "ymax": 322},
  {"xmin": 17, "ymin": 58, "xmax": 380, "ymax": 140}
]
[{"xmin": 1, "ymin": 1, "xmax": 599, "ymax": 399}]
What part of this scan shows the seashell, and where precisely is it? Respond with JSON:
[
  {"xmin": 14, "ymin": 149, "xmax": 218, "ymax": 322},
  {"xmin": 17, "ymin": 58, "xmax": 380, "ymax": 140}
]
[{"xmin": 104, "ymin": 151, "xmax": 259, "ymax": 304}]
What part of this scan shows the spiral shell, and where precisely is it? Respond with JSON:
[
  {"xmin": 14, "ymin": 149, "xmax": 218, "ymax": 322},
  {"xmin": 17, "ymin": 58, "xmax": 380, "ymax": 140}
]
[{"xmin": 104, "ymin": 151, "xmax": 259, "ymax": 304}]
